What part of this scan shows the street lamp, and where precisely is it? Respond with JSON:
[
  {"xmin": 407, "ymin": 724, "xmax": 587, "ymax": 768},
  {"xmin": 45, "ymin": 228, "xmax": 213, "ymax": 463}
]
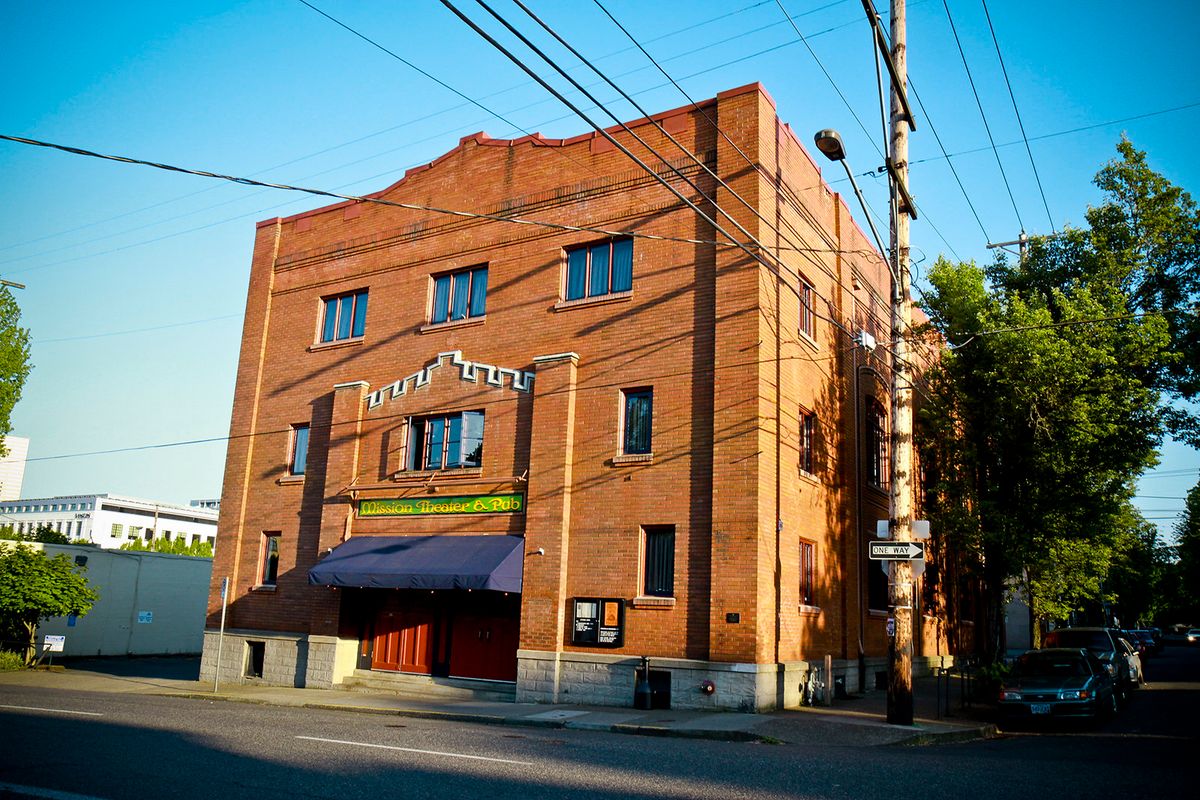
[{"xmin": 812, "ymin": 129, "xmax": 895, "ymax": 294}]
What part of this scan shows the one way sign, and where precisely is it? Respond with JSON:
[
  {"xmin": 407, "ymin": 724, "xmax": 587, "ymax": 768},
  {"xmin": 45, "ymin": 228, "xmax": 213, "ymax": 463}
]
[{"xmin": 868, "ymin": 541, "xmax": 925, "ymax": 560}]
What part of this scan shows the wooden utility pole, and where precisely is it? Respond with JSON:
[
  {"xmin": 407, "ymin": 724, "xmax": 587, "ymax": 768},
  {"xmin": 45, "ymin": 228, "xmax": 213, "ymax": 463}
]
[{"xmin": 887, "ymin": 0, "xmax": 915, "ymax": 726}]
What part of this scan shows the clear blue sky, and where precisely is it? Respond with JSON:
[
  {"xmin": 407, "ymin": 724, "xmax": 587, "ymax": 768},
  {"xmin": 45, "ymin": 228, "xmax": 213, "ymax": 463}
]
[{"xmin": 1, "ymin": 1, "xmax": 1197, "ymax": 537}]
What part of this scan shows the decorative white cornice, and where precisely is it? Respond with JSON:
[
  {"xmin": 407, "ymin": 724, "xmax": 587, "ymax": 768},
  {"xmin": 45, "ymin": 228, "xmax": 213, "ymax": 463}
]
[{"xmin": 365, "ymin": 350, "xmax": 535, "ymax": 410}]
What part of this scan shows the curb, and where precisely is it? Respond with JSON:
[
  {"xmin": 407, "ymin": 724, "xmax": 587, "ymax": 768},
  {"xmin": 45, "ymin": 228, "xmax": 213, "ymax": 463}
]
[{"xmin": 889, "ymin": 724, "xmax": 999, "ymax": 746}]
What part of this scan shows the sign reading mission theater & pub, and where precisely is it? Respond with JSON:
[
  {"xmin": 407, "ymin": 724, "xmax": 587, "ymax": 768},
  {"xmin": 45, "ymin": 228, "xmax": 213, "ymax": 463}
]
[{"xmin": 358, "ymin": 493, "xmax": 524, "ymax": 517}]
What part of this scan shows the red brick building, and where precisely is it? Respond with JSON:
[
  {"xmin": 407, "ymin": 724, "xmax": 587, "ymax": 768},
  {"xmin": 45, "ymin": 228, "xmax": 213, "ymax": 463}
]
[{"xmin": 199, "ymin": 83, "xmax": 963, "ymax": 710}]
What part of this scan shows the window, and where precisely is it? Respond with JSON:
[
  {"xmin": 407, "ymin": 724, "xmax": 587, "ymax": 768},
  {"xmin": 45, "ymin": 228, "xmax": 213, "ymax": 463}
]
[
  {"xmin": 866, "ymin": 397, "xmax": 889, "ymax": 489},
  {"xmin": 319, "ymin": 289, "xmax": 368, "ymax": 343},
  {"xmin": 642, "ymin": 525, "xmax": 675, "ymax": 598},
  {"xmin": 799, "ymin": 540, "xmax": 816, "ymax": 606},
  {"xmin": 565, "ymin": 239, "xmax": 633, "ymax": 301},
  {"xmin": 799, "ymin": 279, "xmax": 815, "ymax": 339},
  {"xmin": 621, "ymin": 388, "xmax": 653, "ymax": 455},
  {"xmin": 128, "ymin": 526, "xmax": 140, "ymax": 540},
  {"xmin": 260, "ymin": 532, "xmax": 281, "ymax": 586},
  {"xmin": 430, "ymin": 266, "xmax": 488, "ymax": 324},
  {"xmin": 144, "ymin": 529, "xmax": 153, "ymax": 542},
  {"xmin": 406, "ymin": 411, "xmax": 485, "ymax": 471},
  {"xmin": 799, "ymin": 408, "xmax": 816, "ymax": 475},
  {"xmin": 289, "ymin": 424, "xmax": 310, "ymax": 476}
]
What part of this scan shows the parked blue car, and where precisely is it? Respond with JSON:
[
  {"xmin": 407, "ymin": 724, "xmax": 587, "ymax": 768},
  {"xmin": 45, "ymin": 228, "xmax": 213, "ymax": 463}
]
[{"xmin": 998, "ymin": 648, "xmax": 1119, "ymax": 723}]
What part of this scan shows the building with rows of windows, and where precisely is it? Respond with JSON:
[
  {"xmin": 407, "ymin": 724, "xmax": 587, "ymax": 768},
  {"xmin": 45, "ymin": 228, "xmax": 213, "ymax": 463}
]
[
  {"xmin": 0, "ymin": 493, "xmax": 217, "ymax": 550},
  {"xmin": 199, "ymin": 84, "xmax": 970, "ymax": 710}
]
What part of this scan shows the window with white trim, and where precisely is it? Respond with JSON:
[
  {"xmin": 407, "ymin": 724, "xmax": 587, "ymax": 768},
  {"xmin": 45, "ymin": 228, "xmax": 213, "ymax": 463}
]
[
  {"xmin": 799, "ymin": 279, "xmax": 815, "ymax": 339},
  {"xmin": 564, "ymin": 239, "xmax": 633, "ymax": 301},
  {"xmin": 319, "ymin": 289, "xmax": 368, "ymax": 343},
  {"xmin": 621, "ymin": 388, "xmax": 653, "ymax": 456},
  {"xmin": 406, "ymin": 411, "xmax": 485, "ymax": 471},
  {"xmin": 642, "ymin": 525, "xmax": 675, "ymax": 598},
  {"xmin": 430, "ymin": 265, "xmax": 488, "ymax": 324},
  {"xmin": 288, "ymin": 424, "xmax": 310, "ymax": 477}
]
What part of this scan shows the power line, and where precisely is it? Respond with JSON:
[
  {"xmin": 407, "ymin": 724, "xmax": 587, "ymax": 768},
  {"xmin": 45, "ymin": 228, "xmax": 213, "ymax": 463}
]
[
  {"xmin": 774, "ymin": 0, "xmax": 884, "ymax": 161},
  {"xmin": 940, "ymin": 0, "xmax": 1024, "ymax": 232},
  {"xmin": 979, "ymin": 0, "xmax": 1055, "ymax": 233},
  {"xmin": 440, "ymin": 0, "xmax": 892, "ymax": 347},
  {"xmin": 0, "ymin": 0, "xmax": 815, "ymax": 259},
  {"xmin": 910, "ymin": 99, "xmax": 1200, "ymax": 167},
  {"xmin": 934, "ymin": 306, "xmax": 1199, "ymax": 348},
  {"xmin": 33, "ymin": 313, "xmax": 241, "ymax": 344},
  {"xmin": 513, "ymin": 0, "xmax": 885, "ymax": 331},
  {"xmin": 590, "ymin": 0, "xmax": 907, "ymax": 328}
]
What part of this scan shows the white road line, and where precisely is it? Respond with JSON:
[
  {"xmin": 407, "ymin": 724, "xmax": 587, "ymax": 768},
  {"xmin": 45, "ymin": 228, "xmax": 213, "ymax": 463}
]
[
  {"xmin": 0, "ymin": 781, "xmax": 110, "ymax": 800},
  {"xmin": 0, "ymin": 703, "xmax": 103, "ymax": 717},
  {"xmin": 295, "ymin": 735, "xmax": 535, "ymax": 765}
]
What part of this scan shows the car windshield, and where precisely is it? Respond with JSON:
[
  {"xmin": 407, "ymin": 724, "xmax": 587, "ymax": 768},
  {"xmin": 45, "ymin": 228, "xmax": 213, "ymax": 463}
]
[
  {"xmin": 1045, "ymin": 630, "xmax": 1110, "ymax": 650},
  {"xmin": 1016, "ymin": 654, "xmax": 1088, "ymax": 678}
]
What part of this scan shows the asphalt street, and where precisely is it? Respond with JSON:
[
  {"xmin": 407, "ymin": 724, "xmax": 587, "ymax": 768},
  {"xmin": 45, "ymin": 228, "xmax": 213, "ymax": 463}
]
[{"xmin": 0, "ymin": 645, "xmax": 1195, "ymax": 799}]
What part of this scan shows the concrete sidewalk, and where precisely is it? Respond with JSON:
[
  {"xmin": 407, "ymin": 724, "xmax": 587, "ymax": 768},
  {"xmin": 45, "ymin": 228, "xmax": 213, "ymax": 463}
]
[{"xmin": 0, "ymin": 659, "xmax": 997, "ymax": 747}]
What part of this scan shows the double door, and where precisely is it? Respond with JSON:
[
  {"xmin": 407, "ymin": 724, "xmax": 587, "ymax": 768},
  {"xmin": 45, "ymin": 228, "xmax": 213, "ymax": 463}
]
[{"xmin": 367, "ymin": 591, "xmax": 519, "ymax": 681}]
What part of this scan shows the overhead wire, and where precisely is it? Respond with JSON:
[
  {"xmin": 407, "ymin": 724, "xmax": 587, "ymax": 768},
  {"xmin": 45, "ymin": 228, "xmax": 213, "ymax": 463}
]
[
  {"xmin": 979, "ymin": 0, "xmax": 1055, "ymax": 233},
  {"xmin": 0, "ymin": 134, "xmax": 886, "ymax": 265},
  {"xmin": 774, "ymin": 0, "xmax": 884, "ymax": 160},
  {"xmin": 0, "ymin": 0, "xmax": 827, "ymax": 259},
  {"xmin": 512, "ymin": 0, "xmax": 891, "ymax": 336},
  {"xmin": 440, "ymin": 0, "xmax": 895, "ymax": 345},
  {"xmin": 590, "ymin": 0, "xmax": 901, "ymax": 335},
  {"xmin": 939, "ymin": 0, "xmax": 1024, "ymax": 232}
]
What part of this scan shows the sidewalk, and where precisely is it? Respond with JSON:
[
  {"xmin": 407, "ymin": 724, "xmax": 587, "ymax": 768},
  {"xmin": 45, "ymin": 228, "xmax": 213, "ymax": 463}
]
[{"xmin": 0, "ymin": 659, "xmax": 996, "ymax": 747}]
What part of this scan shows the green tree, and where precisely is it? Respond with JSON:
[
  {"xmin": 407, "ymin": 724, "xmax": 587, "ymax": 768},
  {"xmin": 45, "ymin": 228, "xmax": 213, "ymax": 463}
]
[
  {"xmin": 919, "ymin": 252, "xmax": 1168, "ymax": 656},
  {"xmin": 120, "ymin": 537, "xmax": 213, "ymax": 558},
  {"xmin": 0, "ymin": 524, "xmax": 72, "ymax": 545},
  {"xmin": 1174, "ymin": 481, "xmax": 1200, "ymax": 621},
  {"xmin": 0, "ymin": 286, "xmax": 32, "ymax": 466},
  {"xmin": 0, "ymin": 544, "xmax": 98, "ymax": 664},
  {"xmin": 918, "ymin": 139, "xmax": 1200, "ymax": 655}
]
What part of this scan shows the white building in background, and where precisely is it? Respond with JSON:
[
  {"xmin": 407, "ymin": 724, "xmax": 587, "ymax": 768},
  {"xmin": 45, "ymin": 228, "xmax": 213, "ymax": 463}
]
[
  {"xmin": 0, "ymin": 435, "xmax": 29, "ymax": 501},
  {"xmin": 0, "ymin": 493, "xmax": 218, "ymax": 550}
]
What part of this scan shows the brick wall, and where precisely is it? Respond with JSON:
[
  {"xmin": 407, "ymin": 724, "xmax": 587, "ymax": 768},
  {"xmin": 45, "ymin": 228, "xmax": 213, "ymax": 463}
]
[{"xmin": 203, "ymin": 83, "xmax": 949, "ymax": 703}]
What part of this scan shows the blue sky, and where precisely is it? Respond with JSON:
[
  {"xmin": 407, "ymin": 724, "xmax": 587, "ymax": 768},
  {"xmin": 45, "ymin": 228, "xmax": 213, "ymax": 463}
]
[{"xmin": 1, "ymin": 0, "xmax": 1197, "ymax": 537}]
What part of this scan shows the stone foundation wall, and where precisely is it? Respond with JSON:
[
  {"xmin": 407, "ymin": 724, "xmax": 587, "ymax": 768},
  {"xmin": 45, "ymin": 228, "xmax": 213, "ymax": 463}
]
[{"xmin": 200, "ymin": 629, "xmax": 321, "ymax": 688}]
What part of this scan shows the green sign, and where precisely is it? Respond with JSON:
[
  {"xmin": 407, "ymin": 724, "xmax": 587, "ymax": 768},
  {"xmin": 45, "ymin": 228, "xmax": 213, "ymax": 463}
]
[{"xmin": 358, "ymin": 493, "xmax": 525, "ymax": 517}]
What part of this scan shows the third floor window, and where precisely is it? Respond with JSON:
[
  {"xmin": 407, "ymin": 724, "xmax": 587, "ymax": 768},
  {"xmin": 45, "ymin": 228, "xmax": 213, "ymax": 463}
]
[
  {"xmin": 565, "ymin": 239, "xmax": 633, "ymax": 301},
  {"xmin": 320, "ymin": 289, "xmax": 368, "ymax": 343},
  {"xmin": 431, "ymin": 266, "xmax": 488, "ymax": 324}
]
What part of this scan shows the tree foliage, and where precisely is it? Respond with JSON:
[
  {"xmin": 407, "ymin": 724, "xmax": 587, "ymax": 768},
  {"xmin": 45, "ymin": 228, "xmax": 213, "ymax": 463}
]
[
  {"xmin": 0, "ymin": 524, "xmax": 72, "ymax": 545},
  {"xmin": 0, "ymin": 286, "xmax": 32, "ymax": 465},
  {"xmin": 0, "ymin": 544, "xmax": 98, "ymax": 664},
  {"xmin": 917, "ymin": 139, "xmax": 1196, "ymax": 655},
  {"xmin": 1173, "ymin": 481, "xmax": 1200, "ymax": 621},
  {"xmin": 119, "ymin": 537, "xmax": 213, "ymax": 558}
]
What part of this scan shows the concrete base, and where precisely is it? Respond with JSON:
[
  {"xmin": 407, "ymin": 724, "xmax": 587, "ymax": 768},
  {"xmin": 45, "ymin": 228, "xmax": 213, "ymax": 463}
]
[
  {"xmin": 515, "ymin": 651, "xmax": 966, "ymax": 712},
  {"xmin": 199, "ymin": 629, "xmax": 358, "ymax": 689}
]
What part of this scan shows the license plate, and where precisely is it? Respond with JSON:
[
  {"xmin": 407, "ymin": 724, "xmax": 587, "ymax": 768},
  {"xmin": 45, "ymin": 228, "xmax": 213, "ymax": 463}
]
[{"xmin": 1030, "ymin": 703, "xmax": 1051, "ymax": 715}]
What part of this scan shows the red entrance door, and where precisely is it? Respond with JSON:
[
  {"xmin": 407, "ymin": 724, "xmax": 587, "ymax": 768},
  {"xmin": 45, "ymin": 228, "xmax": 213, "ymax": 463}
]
[
  {"xmin": 449, "ymin": 614, "xmax": 519, "ymax": 681},
  {"xmin": 372, "ymin": 609, "xmax": 433, "ymax": 674}
]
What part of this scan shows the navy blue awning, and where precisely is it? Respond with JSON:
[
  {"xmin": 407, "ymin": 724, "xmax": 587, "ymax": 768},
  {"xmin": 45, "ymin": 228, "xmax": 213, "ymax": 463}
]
[{"xmin": 308, "ymin": 535, "xmax": 525, "ymax": 592}]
